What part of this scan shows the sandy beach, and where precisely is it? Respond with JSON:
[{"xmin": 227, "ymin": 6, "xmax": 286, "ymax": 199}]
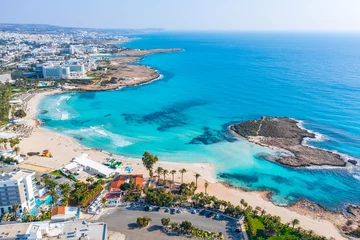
[{"xmin": 17, "ymin": 89, "xmax": 345, "ymax": 240}]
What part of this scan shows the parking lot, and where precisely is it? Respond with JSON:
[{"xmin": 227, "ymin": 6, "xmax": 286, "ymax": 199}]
[{"xmin": 99, "ymin": 204, "xmax": 243, "ymax": 240}]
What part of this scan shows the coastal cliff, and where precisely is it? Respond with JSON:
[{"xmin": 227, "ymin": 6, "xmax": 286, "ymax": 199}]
[{"xmin": 230, "ymin": 117, "xmax": 354, "ymax": 167}]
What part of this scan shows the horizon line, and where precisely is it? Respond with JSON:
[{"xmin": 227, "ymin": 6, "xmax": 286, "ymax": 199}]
[{"xmin": 1, "ymin": 22, "xmax": 360, "ymax": 33}]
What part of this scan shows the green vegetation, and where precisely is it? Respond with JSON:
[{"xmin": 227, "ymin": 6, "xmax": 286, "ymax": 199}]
[
  {"xmin": 0, "ymin": 84, "xmax": 11, "ymax": 124},
  {"xmin": 163, "ymin": 218, "xmax": 224, "ymax": 239},
  {"xmin": 136, "ymin": 216, "xmax": 152, "ymax": 228},
  {"xmin": 49, "ymin": 170, "xmax": 63, "ymax": 177},
  {"xmin": 70, "ymin": 179, "xmax": 105, "ymax": 207},
  {"xmin": 14, "ymin": 109, "xmax": 26, "ymax": 118},
  {"xmin": 179, "ymin": 168, "xmax": 187, "ymax": 184},
  {"xmin": 143, "ymin": 187, "xmax": 175, "ymax": 206},
  {"xmin": 59, "ymin": 183, "xmax": 71, "ymax": 206},
  {"xmin": 161, "ymin": 217, "xmax": 171, "ymax": 226},
  {"xmin": 0, "ymin": 155, "xmax": 19, "ymax": 165},
  {"xmin": 22, "ymin": 209, "xmax": 52, "ymax": 222},
  {"xmin": 142, "ymin": 151, "xmax": 158, "ymax": 179},
  {"xmin": 120, "ymin": 178, "xmax": 142, "ymax": 202}
]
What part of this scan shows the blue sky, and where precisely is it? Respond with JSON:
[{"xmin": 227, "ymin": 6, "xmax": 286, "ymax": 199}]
[{"xmin": 1, "ymin": 0, "xmax": 360, "ymax": 31}]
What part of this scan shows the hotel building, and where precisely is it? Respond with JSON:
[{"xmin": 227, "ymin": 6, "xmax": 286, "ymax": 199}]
[{"xmin": 0, "ymin": 170, "xmax": 36, "ymax": 214}]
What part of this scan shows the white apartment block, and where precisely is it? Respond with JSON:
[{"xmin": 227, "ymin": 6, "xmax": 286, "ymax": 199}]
[
  {"xmin": 42, "ymin": 64, "xmax": 85, "ymax": 79},
  {"xmin": 0, "ymin": 170, "xmax": 36, "ymax": 214}
]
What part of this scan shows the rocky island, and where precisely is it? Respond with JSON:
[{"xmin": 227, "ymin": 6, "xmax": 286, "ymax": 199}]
[{"xmin": 230, "ymin": 117, "xmax": 355, "ymax": 167}]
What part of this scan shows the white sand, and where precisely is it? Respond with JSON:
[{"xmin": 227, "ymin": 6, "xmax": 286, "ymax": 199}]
[{"xmin": 17, "ymin": 89, "xmax": 344, "ymax": 240}]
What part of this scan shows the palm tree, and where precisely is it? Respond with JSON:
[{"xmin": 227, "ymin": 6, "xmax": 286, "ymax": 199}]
[
  {"xmin": 3, "ymin": 138, "xmax": 8, "ymax": 150},
  {"xmin": 195, "ymin": 173, "xmax": 201, "ymax": 189},
  {"xmin": 291, "ymin": 218, "xmax": 300, "ymax": 228},
  {"xmin": 240, "ymin": 199, "xmax": 245, "ymax": 209},
  {"xmin": 156, "ymin": 167, "xmax": 163, "ymax": 184},
  {"xmin": 179, "ymin": 168, "xmax": 187, "ymax": 184},
  {"xmin": 101, "ymin": 197, "xmax": 107, "ymax": 208},
  {"xmin": 50, "ymin": 190, "xmax": 58, "ymax": 207},
  {"xmin": 204, "ymin": 181, "xmax": 209, "ymax": 195},
  {"xmin": 170, "ymin": 170, "xmax": 176, "ymax": 187},
  {"xmin": 261, "ymin": 209, "xmax": 266, "ymax": 216},
  {"xmin": 163, "ymin": 169, "xmax": 169, "ymax": 183},
  {"xmin": 11, "ymin": 204, "xmax": 20, "ymax": 221},
  {"xmin": 14, "ymin": 146, "xmax": 20, "ymax": 155},
  {"xmin": 86, "ymin": 176, "xmax": 94, "ymax": 184}
]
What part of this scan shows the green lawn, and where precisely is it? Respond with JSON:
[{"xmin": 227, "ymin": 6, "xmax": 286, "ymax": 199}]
[{"xmin": 49, "ymin": 170, "xmax": 62, "ymax": 176}]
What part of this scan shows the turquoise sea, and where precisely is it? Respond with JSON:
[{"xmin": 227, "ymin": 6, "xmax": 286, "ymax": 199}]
[{"xmin": 39, "ymin": 32, "xmax": 360, "ymax": 211}]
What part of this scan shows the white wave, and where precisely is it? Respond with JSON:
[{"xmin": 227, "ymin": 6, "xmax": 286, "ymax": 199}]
[
  {"xmin": 60, "ymin": 112, "xmax": 70, "ymax": 120},
  {"xmin": 57, "ymin": 95, "xmax": 71, "ymax": 106},
  {"xmin": 68, "ymin": 126, "xmax": 132, "ymax": 147},
  {"xmin": 353, "ymin": 174, "xmax": 360, "ymax": 181},
  {"xmin": 295, "ymin": 119, "xmax": 329, "ymax": 145},
  {"xmin": 293, "ymin": 118, "xmax": 359, "ymax": 165},
  {"xmin": 55, "ymin": 108, "xmax": 70, "ymax": 121}
]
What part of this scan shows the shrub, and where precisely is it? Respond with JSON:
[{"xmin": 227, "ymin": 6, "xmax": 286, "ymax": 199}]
[
  {"xmin": 14, "ymin": 109, "xmax": 27, "ymax": 118},
  {"xmin": 120, "ymin": 182, "xmax": 131, "ymax": 191},
  {"xmin": 137, "ymin": 216, "xmax": 152, "ymax": 228},
  {"xmin": 161, "ymin": 217, "xmax": 170, "ymax": 226}
]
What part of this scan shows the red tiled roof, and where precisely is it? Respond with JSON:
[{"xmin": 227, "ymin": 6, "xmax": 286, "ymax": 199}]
[
  {"xmin": 110, "ymin": 174, "xmax": 143, "ymax": 191},
  {"xmin": 51, "ymin": 206, "xmax": 65, "ymax": 216}
]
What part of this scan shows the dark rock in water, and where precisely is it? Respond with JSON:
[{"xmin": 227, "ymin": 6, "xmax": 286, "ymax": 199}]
[
  {"xmin": 79, "ymin": 92, "xmax": 96, "ymax": 99},
  {"xmin": 218, "ymin": 172, "xmax": 259, "ymax": 183},
  {"xmin": 122, "ymin": 99, "xmax": 208, "ymax": 131},
  {"xmin": 104, "ymin": 114, "xmax": 112, "ymax": 117},
  {"xmin": 348, "ymin": 160, "xmax": 357, "ymax": 165},
  {"xmin": 74, "ymin": 136, "xmax": 84, "ymax": 141},
  {"xmin": 70, "ymin": 120, "xmax": 90, "ymax": 126},
  {"xmin": 256, "ymin": 153, "xmax": 281, "ymax": 162},
  {"xmin": 271, "ymin": 176, "xmax": 290, "ymax": 184},
  {"xmin": 188, "ymin": 126, "xmax": 236, "ymax": 145},
  {"xmin": 230, "ymin": 116, "xmax": 349, "ymax": 167},
  {"xmin": 39, "ymin": 110, "xmax": 48, "ymax": 114}
]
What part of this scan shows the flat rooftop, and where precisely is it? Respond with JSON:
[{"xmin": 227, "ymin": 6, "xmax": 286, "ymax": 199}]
[
  {"xmin": 0, "ymin": 223, "xmax": 31, "ymax": 238},
  {"xmin": 48, "ymin": 220, "xmax": 107, "ymax": 240},
  {"xmin": 0, "ymin": 169, "xmax": 35, "ymax": 181},
  {"xmin": 0, "ymin": 220, "xmax": 107, "ymax": 240}
]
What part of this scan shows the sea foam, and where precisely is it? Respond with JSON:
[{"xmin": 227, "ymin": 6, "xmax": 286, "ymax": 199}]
[{"xmin": 68, "ymin": 126, "xmax": 132, "ymax": 147}]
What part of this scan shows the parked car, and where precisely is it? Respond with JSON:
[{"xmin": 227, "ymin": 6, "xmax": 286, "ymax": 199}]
[
  {"xmin": 199, "ymin": 209, "xmax": 206, "ymax": 215},
  {"xmin": 215, "ymin": 214, "xmax": 221, "ymax": 220},
  {"xmin": 55, "ymin": 176, "xmax": 62, "ymax": 179},
  {"xmin": 144, "ymin": 206, "xmax": 152, "ymax": 211},
  {"xmin": 191, "ymin": 209, "xmax": 197, "ymax": 214},
  {"xmin": 164, "ymin": 208, "xmax": 170, "ymax": 213},
  {"xmin": 176, "ymin": 208, "xmax": 182, "ymax": 214},
  {"xmin": 170, "ymin": 208, "xmax": 176, "ymax": 214},
  {"xmin": 153, "ymin": 206, "xmax": 160, "ymax": 212},
  {"xmin": 207, "ymin": 212, "xmax": 214, "ymax": 218}
]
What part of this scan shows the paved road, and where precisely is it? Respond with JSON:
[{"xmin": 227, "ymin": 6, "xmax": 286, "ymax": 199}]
[{"xmin": 99, "ymin": 205, "xmax": 243, "ymax": 240}]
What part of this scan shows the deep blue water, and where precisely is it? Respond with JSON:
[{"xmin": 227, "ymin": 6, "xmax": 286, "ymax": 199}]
[{"xmin": 39, "ymin": 32, "xmax": 360, "ymax": 211}]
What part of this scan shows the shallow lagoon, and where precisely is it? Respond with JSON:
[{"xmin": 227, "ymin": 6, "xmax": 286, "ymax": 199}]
[{"xmin": 39, "ymin": 32, "xmax": 360, "ymax": 211}]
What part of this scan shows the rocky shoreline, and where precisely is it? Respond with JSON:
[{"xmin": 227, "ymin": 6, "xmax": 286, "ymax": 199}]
[
  {"xmin": 75, "ymin": 48, "xmax": 182, "ymax": 91},
  {"xmin": 230, "ymin": 116, "xmax": 356, "ymax": 167}
]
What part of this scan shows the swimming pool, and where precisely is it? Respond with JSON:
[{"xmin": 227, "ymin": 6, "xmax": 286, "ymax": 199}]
[{"xmin": 30, "ymin": 195, "xmax": 53, "ymax": 215}]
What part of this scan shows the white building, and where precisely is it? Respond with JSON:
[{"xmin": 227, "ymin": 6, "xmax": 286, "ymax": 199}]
[
  {"xmin": 0, "ymin": 73, "xmax": 15, "ymax": 84},
  {"xmin": 42, "ymin": 66, "xmax": 70, "ymax": 80},
  {"xmin": 0, "ymin": 170, "xmax": 36, "ymax": 214},
  {"xmin": 73, "ymin": 154, "xmax": 114, "ymax": 178},
  {"xmin": 0, "ymin": 220, "xmax": 108, "ymax": 240},
  {"xmin": 42, "ymin": 64, "xmax": 85, "ymax": 79}
]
